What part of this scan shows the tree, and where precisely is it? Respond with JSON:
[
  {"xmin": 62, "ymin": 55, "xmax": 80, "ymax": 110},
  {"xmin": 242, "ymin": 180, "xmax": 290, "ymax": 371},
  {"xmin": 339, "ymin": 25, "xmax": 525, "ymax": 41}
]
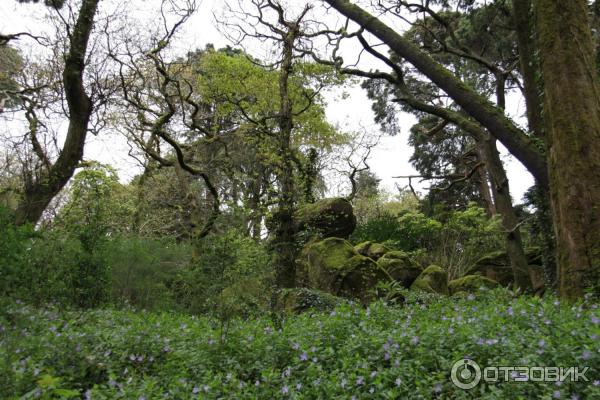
[
  {"xmin": 1, "ymin": 0, "xmax": 101, "ymax": 225},
  {"xmin": 322, "ymin": 0, "xmax": 548, "ymax": 187},
  {"xmin": 345, "ymin": 2, "xmax": 533, "ymax": 290},
  {"xmin": 16, "ymin": 0, "xmax": 65, "ymax": 7},
  {"xmin": 0, "ymin": 46, "xmax": 23, "ymax": 111},
  {"xmin": 534, "ymin": 0, "xmax": 600, "ymax": 298},
  {"xmin": 322, "ymin": 0, "xmax": 600, "ymax": 297},
  {"xmin": 222, "ymin": 0, "xmax": 340, "ymax": 288},
  {"xmin": 56, "ymin": 162, "xmax": 135, "ymax": 237}
]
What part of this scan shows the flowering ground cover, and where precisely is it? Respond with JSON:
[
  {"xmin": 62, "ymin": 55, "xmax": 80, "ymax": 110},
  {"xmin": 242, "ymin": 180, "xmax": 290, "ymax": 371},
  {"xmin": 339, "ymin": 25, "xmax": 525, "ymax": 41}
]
[{"xmin": 1, "ymin": 289, "xmax": 599, "ymax": 399}]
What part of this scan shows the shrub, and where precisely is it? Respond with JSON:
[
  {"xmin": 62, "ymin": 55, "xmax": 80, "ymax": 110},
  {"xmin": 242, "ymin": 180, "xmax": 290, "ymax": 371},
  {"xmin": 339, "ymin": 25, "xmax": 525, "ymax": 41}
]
[
  {"xmin": 104, "ymin": 235, "xmax": 191, "ymax": 311},
  {"xmin": 173, "ymin": 230, "xmax": 273, "ymax": 319},
  {"xmin": 351, "ymin": 204, "xmax": 503, "ymax": 279}
]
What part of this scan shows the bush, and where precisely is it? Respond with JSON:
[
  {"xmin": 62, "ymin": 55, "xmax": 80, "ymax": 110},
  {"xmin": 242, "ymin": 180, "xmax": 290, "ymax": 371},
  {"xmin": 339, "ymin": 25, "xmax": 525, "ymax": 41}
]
[
  {"xmin": 0, "ymin": 207, "xmax": 36, "ymax": 299},
  {"xmin": 0, "ymin": 206, "xmax": 112, "ymax": 308},
  {"xmin": 351, "ymin": 204, "xmax": 504, "ymax": 279},
  {"xmin": 172, "ymin": 230, "xmax": 273, "ymax": 319},
  {"xmin": 105, "ymin": 235, "xmax": 191, "ymax": 311}
]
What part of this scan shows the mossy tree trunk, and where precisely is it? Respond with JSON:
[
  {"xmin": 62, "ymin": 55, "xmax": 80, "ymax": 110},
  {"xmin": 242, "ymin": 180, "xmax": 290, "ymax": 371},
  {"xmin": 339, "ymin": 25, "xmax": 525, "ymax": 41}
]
[
  {"xmin": 272, "ymin": 26, "xmax": 300, "ymax": 289},
  {"xmin": 477, "ymin": 136, "xmax": 532, "ymax": 291},
  {"xmin": 534, "ymin": 0, "xmax": 600, "ymax": 298},
  {"xmin": 512, "ymin": 0, "xmax": 557, "ymax": 288}
]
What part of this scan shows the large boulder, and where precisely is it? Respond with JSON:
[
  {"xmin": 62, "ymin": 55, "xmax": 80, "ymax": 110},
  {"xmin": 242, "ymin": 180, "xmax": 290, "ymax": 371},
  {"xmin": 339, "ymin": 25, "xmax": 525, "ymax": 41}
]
[
  {"xmin": 466, "ymin": 250, "xmax": 513, "ymax": 286},
  {"xmin": 448, "ymin": 275, "xmax": 499, "ymax": 295},
  {"xmin": 377, "ymin": 251, "xmax": 422, "ymax": 288},
  {"xmin": 410, "ymin": 265, "xmax": 448, "ymax": 295},
  {"xmin": 354, "ymin": 241, "xmax": 391, "ymax": 260},
  {"xmin": 273, "ymin": 288, "xmax": 344, "ymax": 315},
  {"xmin": 296, "ymin": 237, "xmax": 388, "ymax": 304},
  {"xmin": 296, "ymin": 198, "xmax": 356, "ymax": 239},
  {"xmin": 466, "ymin": 248, "xmax": 545, "ymax": 292}
]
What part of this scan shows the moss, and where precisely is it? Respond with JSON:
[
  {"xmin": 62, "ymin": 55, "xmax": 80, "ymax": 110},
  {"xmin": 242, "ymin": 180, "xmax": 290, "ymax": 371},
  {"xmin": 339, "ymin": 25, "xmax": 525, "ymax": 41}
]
[
  {"xmin": 308, "ymin": 238, "xmax": 357, "ymax": 273},
  {"xmin": 410, "ymin": 265, "xmax": 448, "ymax": 295},
  {"xmin": 295, "ymin": 198, "xmax": 356, "ymax": 238},
  {"xmin": 448, "ymin": 275, "xmax": 499, "ymax": 295},
  {"xmin": 353, "ymin": 241, "xmax": 372, "ymax": 258},
  {"xmin": 377, "ymin": 251, "xmax": 422, "ymax": 288},
  {"xmin": 273, "ymin": 288, "xmax": 344, "ymax": 315},
  {"xmin": 354, "ymin": 241, "xmax": 391, "ymax": 260},
  {"xmin": 473, "ymin": 250, "xmax": 509, "ymax": 267},
  {"xmin": 340, "ymin": 255, "xmax": 387, "ymax": 304},
  {"xmin": 296, "ymin": 237, "xmax": 391, "ymax": 303},
  {"xmin": 380, "ymin": 250, "xmax": 410, "ymax": 261}
]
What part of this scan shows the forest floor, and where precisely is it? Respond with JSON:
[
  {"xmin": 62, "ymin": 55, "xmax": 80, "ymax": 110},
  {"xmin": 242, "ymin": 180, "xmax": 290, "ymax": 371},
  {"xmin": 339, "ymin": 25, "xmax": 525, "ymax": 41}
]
[{"xmin": 1, "ymin": 289, "xmax": 599, "ymax": 399}]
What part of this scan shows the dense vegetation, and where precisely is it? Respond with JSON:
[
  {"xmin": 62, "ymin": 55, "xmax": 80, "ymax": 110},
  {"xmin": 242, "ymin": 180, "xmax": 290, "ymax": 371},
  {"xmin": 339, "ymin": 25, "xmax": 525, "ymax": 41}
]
[
  {"xmin": 2, "ymin": 291, "xmax": 599, "ymax": 399},
  {"xmin": 1, "ymin": 0, "xmax": 600, "ymax": 398}
]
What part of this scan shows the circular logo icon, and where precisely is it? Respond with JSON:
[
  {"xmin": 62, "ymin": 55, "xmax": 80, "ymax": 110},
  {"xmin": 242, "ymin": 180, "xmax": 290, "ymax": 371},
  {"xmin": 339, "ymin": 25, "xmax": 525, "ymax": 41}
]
[{"xmin": 451, "ymin": 359, "xmax": 481, "ymax": 390}]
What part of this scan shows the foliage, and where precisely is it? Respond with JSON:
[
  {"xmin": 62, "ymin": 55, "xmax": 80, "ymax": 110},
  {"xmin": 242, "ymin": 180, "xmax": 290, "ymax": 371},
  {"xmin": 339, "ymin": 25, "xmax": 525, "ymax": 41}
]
[
  {"xmin": 1, "ymin": 290, "xmax": 598, "ymax": 399},
  {"xmin": 352, "ymin": 203, "xmax": 503, "ymax": 279},
  {"xmin": 173, "ymin": 230, "xmax": 273, "ymax": 320},
  {"xmin": 0, "ymin": 45, "xmax": 23, "ymax": 109},
  {"xmin": 352, "ymin": 186, "xmax": 420, "ymax": 225},
  {"xmin": 0, "ymin": 207, "xmax": 36, "ymax": 298},
  {"xmin": 56, "ymin": 163, "xmax": 136, "ymax": 237},
  {"xmin": 105, "ymin": 235, "xmax": 191, "ymax": 311}
]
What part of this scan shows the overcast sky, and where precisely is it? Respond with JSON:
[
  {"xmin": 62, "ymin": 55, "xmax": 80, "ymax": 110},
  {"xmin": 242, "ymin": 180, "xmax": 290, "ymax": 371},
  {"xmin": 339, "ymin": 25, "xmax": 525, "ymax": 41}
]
[{"xmin": 0, "ymin": 0, "xmax": 534, "ymax": 202}]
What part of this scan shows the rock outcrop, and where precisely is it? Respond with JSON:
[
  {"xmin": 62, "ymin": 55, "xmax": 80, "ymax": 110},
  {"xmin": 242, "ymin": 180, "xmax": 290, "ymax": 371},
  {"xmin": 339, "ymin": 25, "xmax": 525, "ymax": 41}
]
[
  {"xmin": 377, "ymin": 251, "xmax": 422, "ymax": 288},
  {"xmin": 448, "ymin": 275, "xmax": 499, "ymax": 295},
  {"xmin": 354, "ymin": 241, "xmax": 391, "ymax": 260},
  {"xmin": 410, "ymin": 265, "xmax": 448, "ymax": 295},
  {"xmin": 296, "ymin": 237, "xmax": 388, "ymax": 304},
  {"xmin": 466, "ymin": 247, "xmax": 545, "ymax": 293},
  {"xmin": 273, "ymin": 288, "xmax": 344, "ymax": 315},
  {"xmin": 295, "ymin": 198, "xmax": 356, "ymax": 239}
]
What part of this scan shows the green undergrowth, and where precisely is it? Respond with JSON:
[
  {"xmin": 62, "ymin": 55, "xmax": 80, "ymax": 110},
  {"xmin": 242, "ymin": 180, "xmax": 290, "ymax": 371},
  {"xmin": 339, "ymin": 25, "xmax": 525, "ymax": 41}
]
[{"xmin": 1, "ymin": 290, "xmax": 598, "ymax": 399}]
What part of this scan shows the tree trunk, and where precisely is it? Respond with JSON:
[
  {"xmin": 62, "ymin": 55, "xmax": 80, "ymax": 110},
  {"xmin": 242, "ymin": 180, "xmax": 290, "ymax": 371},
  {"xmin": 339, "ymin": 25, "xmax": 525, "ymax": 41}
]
[
  {"xmin": 323, "ymin": 0, "xmax": 548, "ymax": 187},
  {"xmin": 14, "ymin": 0, "xmax": 99, "ymax": 225},
  {"xmin": 534, "ymin": 0, "xmax": 600, "ymax": 298},
  {"xmin": 476, "ymin": 168, "xmax": 496, "ymax": 216},
  {"xmin": 478, "ymin": 136, "xmax": 532, "ymax": 291},
  {"xmin": 272, "ymin": 29, "xmax": 299, "ymax": 288},
  {"xmin": 247, "ymin": 165, "xmax": 264, "ymax": 240},
  {"xmin": 512, "ymin": 0, "xmax": 557, "ymax": 289},
  {"xmin": 512, "ymin": 0, "xmax": 545, "ymax": 139}
]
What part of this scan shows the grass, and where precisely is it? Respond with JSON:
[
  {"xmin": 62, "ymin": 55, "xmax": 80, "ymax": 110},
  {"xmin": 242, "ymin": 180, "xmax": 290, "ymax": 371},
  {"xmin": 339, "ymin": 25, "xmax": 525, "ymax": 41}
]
[{"xmin": 1, "ymin": 289, "xmax": 598, "ymax": 399}]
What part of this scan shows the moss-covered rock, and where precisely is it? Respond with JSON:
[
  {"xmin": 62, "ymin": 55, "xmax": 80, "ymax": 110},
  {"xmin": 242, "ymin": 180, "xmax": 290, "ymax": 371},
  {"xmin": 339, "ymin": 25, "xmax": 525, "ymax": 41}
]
[
  {"xmin": 354, "ymin": 241, "xmax": 391, "ymax": 261},
  {"xmin": 377, "ymin": 251, "xmax": 422, "ymax": 288},
  {"xmin": 296, "ymin": 237, "xmax": 389, "ymax": 304},
  {"xmin": 466, "ymin": 248, "xmax": 544, "ymax": 288},
  {"xmin": 339, "ymin": 256, "xmax": 389, "ymax": 304},
  {"xmin": 448, "ymin": 275, "xmax": 499, "ymax": 295},
  {"xmin": 300, "ymin": 238, "xmax": 358, "ymax": 291},
  {"xmin": 296, "ymin": 197, "xmax": 356, "ymax": 239},
  {"xmin": 272, "ymin": 288, "xmax": 344, "ymax": 315},
  {"xmin": 410, "ymin": 265, "xmax": 448, "ymax": 295}
]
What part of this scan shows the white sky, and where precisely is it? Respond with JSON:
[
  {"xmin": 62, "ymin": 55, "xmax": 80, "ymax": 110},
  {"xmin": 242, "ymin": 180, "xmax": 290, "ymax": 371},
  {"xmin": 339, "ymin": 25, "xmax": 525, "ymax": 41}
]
[{"xmin": 0, "ymin": 0, "xmax": 534, "ymax": 202}]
